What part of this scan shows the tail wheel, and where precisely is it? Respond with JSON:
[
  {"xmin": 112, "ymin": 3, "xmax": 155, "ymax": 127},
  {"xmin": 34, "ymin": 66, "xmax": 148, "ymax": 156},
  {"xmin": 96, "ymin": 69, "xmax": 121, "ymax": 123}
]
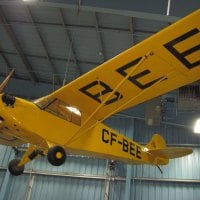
[
  {"xmin": 47, "ymin": 146, "xmax": 66, "ymax": 166},
  {"xmin": 8, "ymin": 159, "xmax": 24, "ymax": 176}
]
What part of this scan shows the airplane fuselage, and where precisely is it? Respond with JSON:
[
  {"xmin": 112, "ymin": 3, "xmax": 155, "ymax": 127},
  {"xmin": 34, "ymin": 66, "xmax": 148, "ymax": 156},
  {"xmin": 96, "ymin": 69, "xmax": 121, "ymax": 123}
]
[{"xmin": 0, "ymin": 94, "xmax": 168, "ymax": 165}]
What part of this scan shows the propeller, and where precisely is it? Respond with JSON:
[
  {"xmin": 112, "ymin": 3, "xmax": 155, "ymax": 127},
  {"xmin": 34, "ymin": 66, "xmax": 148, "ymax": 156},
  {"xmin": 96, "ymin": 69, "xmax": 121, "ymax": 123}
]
[{"xmin": 0, "ymin": 69, "xmax": 15, "ymax": 93}]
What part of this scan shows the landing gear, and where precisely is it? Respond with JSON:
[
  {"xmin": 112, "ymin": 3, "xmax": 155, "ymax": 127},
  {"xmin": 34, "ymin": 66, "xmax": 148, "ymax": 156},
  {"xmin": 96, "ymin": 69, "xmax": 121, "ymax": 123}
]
[
  {"xmin": 47, "ymin": 146, "xmax": 66, "ymax": 166},
  {"xmin": 8, "ymin": 159, "xmax": 24, "ymax": 176}
]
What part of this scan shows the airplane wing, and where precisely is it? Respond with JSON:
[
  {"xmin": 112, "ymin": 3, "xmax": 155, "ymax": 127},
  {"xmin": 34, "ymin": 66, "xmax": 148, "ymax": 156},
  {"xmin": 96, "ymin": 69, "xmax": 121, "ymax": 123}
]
[{"xmin": 35, "ymin": 9, "xmax": 200, "ymax": 131}]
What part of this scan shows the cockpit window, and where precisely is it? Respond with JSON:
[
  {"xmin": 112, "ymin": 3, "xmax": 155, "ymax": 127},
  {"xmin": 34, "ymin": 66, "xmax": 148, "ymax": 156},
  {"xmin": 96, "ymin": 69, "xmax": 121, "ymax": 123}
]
[{"xmin": 43, "ymin": 99, "xmax": 81, "ymax": 126}]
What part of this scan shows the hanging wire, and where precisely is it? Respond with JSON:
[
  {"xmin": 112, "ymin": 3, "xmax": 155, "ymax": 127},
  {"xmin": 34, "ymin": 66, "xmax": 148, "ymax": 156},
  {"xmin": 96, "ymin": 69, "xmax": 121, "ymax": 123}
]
[
  {"xmin": 52, "ymin": 73, "xmax": 55, "ymax": 92},
  {"xmin": 77, "ymin": 0, "xmax": 82, "ymax": 15},
  {"xmin": 62, "ymin": 38, "xmax": 73, "ymax": 86},
  {"xmin": 25, "ymin": 159, "xmax": 35, "ymax": 200},
  {"xmin": 166, "ymin": 0, "xmax": 171, "ymax": 16}
]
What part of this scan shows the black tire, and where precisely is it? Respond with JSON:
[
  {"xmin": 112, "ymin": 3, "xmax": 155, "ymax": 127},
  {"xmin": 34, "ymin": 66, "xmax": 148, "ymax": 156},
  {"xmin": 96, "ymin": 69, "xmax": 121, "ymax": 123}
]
[
  {"xmin": 8, "ymin": 159, "xmax": 24, "ymax": 176},
  {"xmin": 47, "ymin": 146, "xmax": 66, "ymax": 166}
]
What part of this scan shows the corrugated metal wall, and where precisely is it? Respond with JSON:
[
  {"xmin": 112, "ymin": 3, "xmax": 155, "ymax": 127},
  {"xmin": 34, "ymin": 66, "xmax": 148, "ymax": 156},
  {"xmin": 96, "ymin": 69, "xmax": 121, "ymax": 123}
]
[
  {"xmin": 0, "ymin": 171, "xmax": 5, "ymax": 190},
  {"xmin": 0, "ymin": 117, "xmax": 200, "ymax": 200}
]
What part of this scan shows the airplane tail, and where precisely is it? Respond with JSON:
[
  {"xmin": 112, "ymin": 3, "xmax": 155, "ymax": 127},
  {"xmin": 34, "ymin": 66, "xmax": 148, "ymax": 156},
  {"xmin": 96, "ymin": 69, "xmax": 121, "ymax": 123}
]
[
  {"xmin": 146, "ymin": 134, "xmax": 193, "ymax": 165},
  {"xmin": 0, "ymin": 69, "xmax": 15, "ymax": 93},
  {"xmin": 146, "ymin": 134, "xmax": 167, "ymax": 150}
]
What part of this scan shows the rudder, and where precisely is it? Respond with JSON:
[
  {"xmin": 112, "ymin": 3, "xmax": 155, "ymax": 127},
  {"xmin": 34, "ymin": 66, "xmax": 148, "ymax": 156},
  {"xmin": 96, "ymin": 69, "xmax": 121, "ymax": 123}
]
[{"xmin": 146, "ymin": 134, "xmax": 166, "ymax": 150}]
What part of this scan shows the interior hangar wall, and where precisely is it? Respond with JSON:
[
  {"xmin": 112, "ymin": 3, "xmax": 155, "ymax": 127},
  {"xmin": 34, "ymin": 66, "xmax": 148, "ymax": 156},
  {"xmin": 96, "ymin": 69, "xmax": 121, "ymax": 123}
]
[{"xmin": 0, "ymin": 117, "xmax": 200, "ymax": 200}]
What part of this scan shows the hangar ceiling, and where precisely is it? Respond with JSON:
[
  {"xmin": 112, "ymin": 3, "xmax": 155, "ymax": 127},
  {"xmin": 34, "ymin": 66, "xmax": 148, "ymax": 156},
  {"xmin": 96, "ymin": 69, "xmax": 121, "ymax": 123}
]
[{"xmin": 0, "ymin": 0, "xmax": 199, "ymax": 128}]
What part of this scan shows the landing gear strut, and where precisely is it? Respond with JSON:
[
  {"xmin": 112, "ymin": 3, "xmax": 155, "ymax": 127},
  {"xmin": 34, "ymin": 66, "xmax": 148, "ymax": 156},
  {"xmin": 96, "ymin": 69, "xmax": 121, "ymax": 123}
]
[
  {"xmin": 8, "ymin": 159, "xmax": 24, "ymax": 176},
  {"xmin": 47, "ymin": 146, "xmax": 66, "ymax": 166}
]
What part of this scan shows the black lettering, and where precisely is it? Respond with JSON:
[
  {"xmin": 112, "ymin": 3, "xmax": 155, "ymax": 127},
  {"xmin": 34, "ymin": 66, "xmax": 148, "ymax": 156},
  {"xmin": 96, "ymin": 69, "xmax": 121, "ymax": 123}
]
[
  {"xmin": 116, "ymin": 57, "xmax": 141, "ymax": 78},
  {"xmin": 110, "ymin": 132, "xmax": 117, "ymax": 145},
  {"xmin": 122, "ymin": 139, "xmax": 129, "ymax": 152},
  {"xmin": 164, "ymin": 28, "xmax": 200, "ymax": 69},
  {"xmin": 80, "ymin": 81, "xmax": 111, "ymax": 103},
  {"xmin": 136, "ymin": 146, "xmax": 141, "ymax": 159},
  {"xmin": 130, "ymin": 142, "xmax": 135, "ymax": 156},
  {"xmin": 79, "ymin": 81, "xmax": 123, "ymax": 105},
  {"xmin": 118, "ymin": 140, "xmax": 122, "ymax": 145},
  {"xmin": 102, "ymin": 129, "xmax": 109, "ymax": 143},
  {"xmin": 116, "ymin": 57, "xmax": 164, "ymax": 90},
  {"xmin": 128, "ymin": 70, "xmax": 164, "ymax": 90}
]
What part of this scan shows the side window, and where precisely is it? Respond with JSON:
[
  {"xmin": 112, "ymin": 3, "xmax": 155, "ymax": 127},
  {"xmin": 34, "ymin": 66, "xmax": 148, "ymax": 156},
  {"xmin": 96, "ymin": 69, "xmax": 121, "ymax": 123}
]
[{"xmin": 44, "ymin": 99, "xmax": 81, "ymax": 126}]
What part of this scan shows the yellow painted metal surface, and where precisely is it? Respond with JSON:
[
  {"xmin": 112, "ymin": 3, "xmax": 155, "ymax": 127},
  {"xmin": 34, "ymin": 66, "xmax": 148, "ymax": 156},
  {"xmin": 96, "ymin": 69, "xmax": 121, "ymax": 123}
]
[
  {"xmin": 0, "ymin": 94, "xmax": 192, "ymax": 166},
  {"xmin": 64, "ymin": 124, "xmax": 170, "ymax": 165},
  {"xmin": 18, "ymin": 145, "xmax": 41, "ymax": 167},
  {"xmin": 0, "ymin": 9, "xmax": 198, "ymax": 167},
  {"xmin": 37, "ymin": 9, "xmax": 200, "ymax": 124}
]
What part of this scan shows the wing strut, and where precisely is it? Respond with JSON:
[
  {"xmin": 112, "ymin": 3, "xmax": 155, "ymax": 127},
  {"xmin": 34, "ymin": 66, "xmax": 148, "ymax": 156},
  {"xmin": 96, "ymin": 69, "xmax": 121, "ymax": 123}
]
[{"xmin": 65, "ymin": 52, "xmax": 174, "ymax": 145}]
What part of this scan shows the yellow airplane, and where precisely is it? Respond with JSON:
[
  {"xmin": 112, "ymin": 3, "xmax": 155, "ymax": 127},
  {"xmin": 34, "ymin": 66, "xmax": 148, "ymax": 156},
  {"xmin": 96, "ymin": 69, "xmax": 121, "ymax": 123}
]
[{"xmin": 0, "ymin": 9, "xmax": 199, "ymax": 176}]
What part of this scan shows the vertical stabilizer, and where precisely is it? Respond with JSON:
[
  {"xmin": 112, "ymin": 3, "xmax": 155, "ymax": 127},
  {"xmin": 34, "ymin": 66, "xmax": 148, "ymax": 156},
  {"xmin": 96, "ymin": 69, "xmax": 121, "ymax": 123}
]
[{"xmin": 145, "ymin": 134, "xmax": 166, "ymax": 150}]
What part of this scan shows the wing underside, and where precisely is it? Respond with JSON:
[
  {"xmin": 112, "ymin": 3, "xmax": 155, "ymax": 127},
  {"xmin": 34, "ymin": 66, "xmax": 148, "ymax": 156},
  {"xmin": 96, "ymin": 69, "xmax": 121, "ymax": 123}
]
[
  {"xmin": 0, "ymin": 117, "xmax": 25, "ymax": 146},
  {"xmin": 0, "ymin": 129, "xmax": 25, "ymax": 146}
]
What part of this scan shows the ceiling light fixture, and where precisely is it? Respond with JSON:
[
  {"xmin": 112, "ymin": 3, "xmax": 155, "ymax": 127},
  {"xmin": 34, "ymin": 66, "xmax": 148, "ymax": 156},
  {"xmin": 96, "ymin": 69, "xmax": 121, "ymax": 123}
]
[
  {"xmin": 22, "ymin": 0, "xmax": 36, "ymax": 2},
  {"xmin": 194, "ymin": 119, "xmax": 200, "ymax": 134}
]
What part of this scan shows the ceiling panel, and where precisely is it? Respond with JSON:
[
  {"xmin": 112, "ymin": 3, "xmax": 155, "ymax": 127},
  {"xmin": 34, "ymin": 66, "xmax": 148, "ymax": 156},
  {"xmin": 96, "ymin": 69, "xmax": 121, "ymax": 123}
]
[{"xmin": 0, "ymin": 25, "xmax": 16, "ymax": 53}]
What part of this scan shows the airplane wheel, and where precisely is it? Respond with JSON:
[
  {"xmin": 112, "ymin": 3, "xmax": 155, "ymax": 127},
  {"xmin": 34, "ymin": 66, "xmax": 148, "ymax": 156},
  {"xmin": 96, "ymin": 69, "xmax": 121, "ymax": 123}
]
[
  {"xmin": 47, "ymin": 146, "xmax": 66, "ymax": 166},
  {"xmin": 8, "ymin": 159, "xmax": 24, "ymax": 176}
]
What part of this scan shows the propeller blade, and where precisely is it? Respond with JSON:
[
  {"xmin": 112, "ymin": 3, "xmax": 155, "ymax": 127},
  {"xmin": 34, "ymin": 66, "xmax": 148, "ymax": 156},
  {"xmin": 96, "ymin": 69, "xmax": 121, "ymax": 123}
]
[{"xmin": 0, "ymin": 69, "xmax": 15, "ymax": 93}]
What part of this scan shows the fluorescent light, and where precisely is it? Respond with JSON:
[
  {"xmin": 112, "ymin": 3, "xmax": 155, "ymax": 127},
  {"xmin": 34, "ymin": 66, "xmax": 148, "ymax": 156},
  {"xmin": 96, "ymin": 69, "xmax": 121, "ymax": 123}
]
[{"xmin": 194, "ymin": 119, "xmax": 200, "ymax": 134}]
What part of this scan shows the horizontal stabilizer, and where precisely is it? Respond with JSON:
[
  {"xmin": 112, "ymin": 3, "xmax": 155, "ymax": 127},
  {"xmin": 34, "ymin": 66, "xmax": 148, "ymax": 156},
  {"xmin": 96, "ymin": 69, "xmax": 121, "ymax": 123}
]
[{"xmin": 148, "ymin": 147, "xmax": 193, "ymax": 159}]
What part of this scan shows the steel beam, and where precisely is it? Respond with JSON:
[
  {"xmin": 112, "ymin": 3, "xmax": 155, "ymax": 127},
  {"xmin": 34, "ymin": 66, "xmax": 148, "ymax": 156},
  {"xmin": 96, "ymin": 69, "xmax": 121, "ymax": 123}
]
[
  {"xmin": 0, "ymin": 6, "xmax": 38, "ymax": 83},
  {"xmin": 0, "ymin": 0, "xmax": 199, "ymax": 22},
  {"xmin": 0, "ymin": 52, "xmax": 18, "ymax": 80},
  {"xmin": 6, "ymin": 20, "xmax": 157, "ymax": 35},
  {"xmin": 0, "ymin": 50, "xmax": 100, "ymax": 69},
  {"xmin": 114, "ymin": 113, "xmax": 191, "ymax": 129},
  {"xmin": 124, "ymin": 118, "xmax": 135, "ymax": 200},
  {"xmin": 59, "ymin": 8, "xmax": 82, "ymax": 77},
  {"xmin": 0, "ymin": 43, "xmax": 12, "ymax": 71},
  {"xmin": 1, "ymin": 0, "xmax": 197, "ymax": 22},
  {"xmin": 0, "ymin": 76, "xmax": 57, "ymax": 98},
  {"xmin": 0, "ymin": 166, "xmax": 200, "ymax": 184},
  {"xmin": 133, "ymin": 177, "xmax": 200, "ymax": 184},
  {"xmin": 0, "ymin": 51, "xmax": 14, "ymax": 73},
  {"xmin": 27, "ymin": 6, "xmax": 62, "ymax": 85},
  {"xmin": 124, "ymin": 165, "xmax": 132, "ymax": 200}
]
